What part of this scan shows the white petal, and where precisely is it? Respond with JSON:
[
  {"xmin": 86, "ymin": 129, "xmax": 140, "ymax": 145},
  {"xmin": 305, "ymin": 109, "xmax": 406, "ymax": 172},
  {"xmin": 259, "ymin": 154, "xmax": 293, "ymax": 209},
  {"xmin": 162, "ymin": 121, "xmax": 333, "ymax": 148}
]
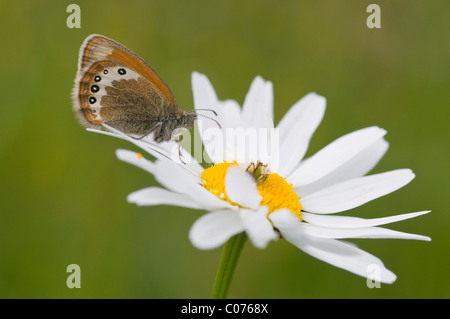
[
  {"xmin": 94, "ymin": 125, "xmax": 203, "ymax": 177},
  {"xmin": 192, "ymin": 72, "xmax": 247, "ymax": 164},
  {"xmin": 192, "ymin": 71, "xmax": 219, "ymax": 113},
  {"xmin": 151, "ymin": 139, "xmax": 205, "ymax": 176},
  {"xmin": 277, "ymin": 93, "xmax": 326, "ymax": 177},
  {"xmin": 269, "ymin": 208, "xmax": 302, "ymax": 228},
  {"xmin": 236, "ymin": 77, "xmax": 274, "ymax": 165},
  {"xmin": 295, "ymin": 138, "xmax": 389, "ymax": 197},
  {"xmin": 216, "ymin": 99, "xmax": 243, "ymax": 129},
  {"xmin": 189, "ymin": 210, "xmax": 245, "ymax": 250},
  {"xmin": 199, "ymin": 99, "xmax": 245, "ymax": 164},
  {"xmin": 270, "ymin": 210, "xmax": 397, "ymax": 283},
  {"xmin": 298, "ymin": 223, "xmax": 431, "ymax": 241},
  {"xmin": 239, "ymin": 207, "xmax": 278, "ymax": 249},
  {"xmin": 301, "ymin": 169, "xmax": 415, "ymax": 214},
  {"xmin": 295, "ymin": 237, "xmax": 396, "ymax": 283},
  {"xmin": 191, "ymin": 72, "xmax": 230, "ymax": 164},
  {"xmin": 89, "ymin": 127, "xmax": 176, "ymax": 164},
  {"xmin": 116, "ymin": 149, "xmax": 224, "ymax": 210},
  {"xmin": 288, "ymin": 126, "xmax": 387, "ymax": 187},
  {"xmin": 225, "ymin": 166, "xmax": 262, "ymax": 210},
  {"xmin": 127, "ymin": 187, "xmax": 203, "ymax": 209},
  {"xmin": 116, "ymin": 149, "xmax": 156, "ymax": 175},
  {"xmin": 242, "ymin": 76, "xmax": 273, "ymax": 129},
  {"xmin": 154, "ymin": 158, "xmax": 234, "ymax": 211},
  {"xmin": 302, "ymin": 211, "xmax": 431, "ymax": 228}
]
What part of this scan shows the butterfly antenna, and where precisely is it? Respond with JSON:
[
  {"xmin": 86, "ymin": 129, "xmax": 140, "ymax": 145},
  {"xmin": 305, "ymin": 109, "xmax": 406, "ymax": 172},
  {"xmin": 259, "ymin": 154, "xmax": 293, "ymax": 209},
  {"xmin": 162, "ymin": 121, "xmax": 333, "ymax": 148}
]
[
  {"xmin": 189, "ymin": 109, "xmax": 221, "ymax": 128},
  {"xmin": 194, "ymin": 108, "xmax": 218, "ymax": 116},
  {"xmin": 196, "ymin": 113, "xmax": 222, "ymax": 129}
]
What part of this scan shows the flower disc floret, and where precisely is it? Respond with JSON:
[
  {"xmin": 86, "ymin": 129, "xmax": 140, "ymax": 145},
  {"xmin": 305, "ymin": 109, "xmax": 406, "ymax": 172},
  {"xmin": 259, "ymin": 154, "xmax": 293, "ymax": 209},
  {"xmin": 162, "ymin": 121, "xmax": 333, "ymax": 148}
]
[{"xmin": 201, "ymin": 161, "xmax": 302, "ymax": 219}]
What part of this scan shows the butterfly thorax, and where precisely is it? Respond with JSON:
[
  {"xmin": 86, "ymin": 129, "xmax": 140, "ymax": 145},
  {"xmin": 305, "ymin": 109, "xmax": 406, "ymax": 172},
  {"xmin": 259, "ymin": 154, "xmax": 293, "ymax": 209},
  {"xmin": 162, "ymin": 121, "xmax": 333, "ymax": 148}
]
[{"xmin": 152, "ymin": 108, "xmax": 197, "ymax": 143}]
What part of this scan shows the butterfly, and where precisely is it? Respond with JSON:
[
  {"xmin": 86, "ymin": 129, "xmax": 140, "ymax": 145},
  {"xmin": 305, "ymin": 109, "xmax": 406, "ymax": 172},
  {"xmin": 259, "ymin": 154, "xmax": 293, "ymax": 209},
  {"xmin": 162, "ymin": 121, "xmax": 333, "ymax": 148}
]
[{"xmin": 72, "ymin": 34, "xmax": 202, "ymax": 143}]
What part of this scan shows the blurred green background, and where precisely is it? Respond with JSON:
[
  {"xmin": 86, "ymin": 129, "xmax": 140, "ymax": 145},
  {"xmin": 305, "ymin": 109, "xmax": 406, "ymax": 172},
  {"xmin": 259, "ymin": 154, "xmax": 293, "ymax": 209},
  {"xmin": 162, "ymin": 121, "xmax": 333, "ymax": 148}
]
[{"xmin": 0, "ymin": 0, "xmax": 448, "ymax": 298}]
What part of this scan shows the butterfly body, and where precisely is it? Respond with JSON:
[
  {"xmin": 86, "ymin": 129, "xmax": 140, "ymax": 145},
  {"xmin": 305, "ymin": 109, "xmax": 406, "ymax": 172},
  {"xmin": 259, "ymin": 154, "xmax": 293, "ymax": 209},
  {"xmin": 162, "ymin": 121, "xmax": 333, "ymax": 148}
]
[{"xmin": 72, "ymin": 34, "xmax": 196, "ymax": 142}]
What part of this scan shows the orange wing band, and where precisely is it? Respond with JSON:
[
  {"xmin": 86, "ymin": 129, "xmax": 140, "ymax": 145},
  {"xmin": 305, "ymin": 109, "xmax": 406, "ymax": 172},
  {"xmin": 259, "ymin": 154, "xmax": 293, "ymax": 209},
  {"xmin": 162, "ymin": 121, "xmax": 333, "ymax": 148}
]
[
  {"xmin": 79, "ymin": 61, "xmax": 115, "ymax": 124},
  {"xmin": 107, "ymin": 48, "xmax": 176, "ymax": 104},
  {"xmin": 81, "ymin": 36, "xmax": 104, "ymax": 69}
]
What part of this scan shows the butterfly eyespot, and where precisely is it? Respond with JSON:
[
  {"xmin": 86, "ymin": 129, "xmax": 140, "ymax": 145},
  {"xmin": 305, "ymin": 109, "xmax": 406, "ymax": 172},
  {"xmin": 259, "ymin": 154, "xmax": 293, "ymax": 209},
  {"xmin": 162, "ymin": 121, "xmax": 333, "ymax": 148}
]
[
  {"xmin": 118, "ymin": 68, "xmax": 126, "ymax": 75},
  {"xmin": 92, "ymin": 110, "xmax": 96, "ymax": 113},
  {"xmin": 103, "ymin": 69, "xmax": 109, "ymax": 74},
  {"xmin": 89, "ymin": 97, "xmax": 97, "ymax": 104},
  {"xmin": 94, "ymin": 76, "xmax": 101, "ymax": 82},
  {"xmin": 91, "ymin": 85, "xmax": 99, "ymax": 93}
]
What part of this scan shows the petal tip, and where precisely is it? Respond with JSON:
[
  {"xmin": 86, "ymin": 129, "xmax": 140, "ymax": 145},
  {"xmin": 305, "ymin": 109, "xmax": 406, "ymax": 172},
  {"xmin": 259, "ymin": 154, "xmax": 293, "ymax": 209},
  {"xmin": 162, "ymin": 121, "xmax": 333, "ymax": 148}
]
[
  {"xmin": 191, "ymin": 70, "xmax": 202, "ymax": 79},
  {"xmin": 126, "ymin": 196, "xmax": 137, "ymax": 205},
  {"xmin": 115, "ymin": 149, "xmax": 135, "ymax": 161}
]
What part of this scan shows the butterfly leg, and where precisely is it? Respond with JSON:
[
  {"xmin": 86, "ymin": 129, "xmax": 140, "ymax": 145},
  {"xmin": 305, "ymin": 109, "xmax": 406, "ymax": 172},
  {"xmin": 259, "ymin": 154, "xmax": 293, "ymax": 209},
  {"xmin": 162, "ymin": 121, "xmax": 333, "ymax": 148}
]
[
  {"xmin": 176, "ymin": 134, "xmax": 186, "ymax": 164},
  {"xmin": 131, "ymin": 122, "xmax": 163, "ymax": 140}
]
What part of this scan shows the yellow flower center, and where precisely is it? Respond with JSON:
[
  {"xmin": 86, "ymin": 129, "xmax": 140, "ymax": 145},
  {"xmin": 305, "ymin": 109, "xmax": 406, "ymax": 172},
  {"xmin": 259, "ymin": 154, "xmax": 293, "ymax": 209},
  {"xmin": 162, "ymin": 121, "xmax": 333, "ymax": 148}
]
[{"xmin": 201, "ymin": 161, "xmax": 302, "ymax": 219}]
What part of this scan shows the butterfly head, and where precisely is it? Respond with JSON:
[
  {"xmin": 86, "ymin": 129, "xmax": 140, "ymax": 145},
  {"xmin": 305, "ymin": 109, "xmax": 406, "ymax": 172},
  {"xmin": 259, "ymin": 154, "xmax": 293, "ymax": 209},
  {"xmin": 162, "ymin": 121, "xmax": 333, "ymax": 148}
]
[{"xmin": 178, "ymin": 112, "xmax": 197, "ymax": 129}]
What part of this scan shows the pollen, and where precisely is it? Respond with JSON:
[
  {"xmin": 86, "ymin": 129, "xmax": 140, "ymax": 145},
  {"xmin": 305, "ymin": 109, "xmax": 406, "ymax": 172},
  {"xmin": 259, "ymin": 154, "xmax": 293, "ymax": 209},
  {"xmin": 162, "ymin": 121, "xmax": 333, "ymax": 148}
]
[
  {"xmin": 201, "ymin": 161, "xmax": 238, "ymax": 205},
  {"xmin": 201, "ymin": 161, "xmax": 302, "ymax": 219},
  {"xmin": 257, "ymin": 173, "xmax": 302, "ymax": 219}
]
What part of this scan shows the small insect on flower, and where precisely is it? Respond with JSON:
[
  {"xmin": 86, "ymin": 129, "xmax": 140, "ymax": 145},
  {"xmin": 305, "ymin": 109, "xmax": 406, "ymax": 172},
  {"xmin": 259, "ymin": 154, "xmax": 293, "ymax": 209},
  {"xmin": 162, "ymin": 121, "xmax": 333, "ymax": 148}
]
[{"xmin": 246, "ymin": 161, "xmax": 271, "ymax": 183}]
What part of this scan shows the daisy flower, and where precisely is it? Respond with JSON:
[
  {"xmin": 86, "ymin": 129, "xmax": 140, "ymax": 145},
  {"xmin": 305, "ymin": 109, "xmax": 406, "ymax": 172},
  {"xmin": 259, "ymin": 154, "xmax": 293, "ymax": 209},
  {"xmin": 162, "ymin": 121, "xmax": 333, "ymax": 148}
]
[{"xmin": 89, "ymin": 72, "xmax": 430, "ymax": 287}]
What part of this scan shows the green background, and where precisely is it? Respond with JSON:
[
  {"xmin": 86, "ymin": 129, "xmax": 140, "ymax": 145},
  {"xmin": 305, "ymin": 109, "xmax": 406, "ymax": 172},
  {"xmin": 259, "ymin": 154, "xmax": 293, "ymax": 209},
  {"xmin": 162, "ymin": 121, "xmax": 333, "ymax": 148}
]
[{"xmin": 0, "ymin": 0, "xmax": 448, "ymax": 298}]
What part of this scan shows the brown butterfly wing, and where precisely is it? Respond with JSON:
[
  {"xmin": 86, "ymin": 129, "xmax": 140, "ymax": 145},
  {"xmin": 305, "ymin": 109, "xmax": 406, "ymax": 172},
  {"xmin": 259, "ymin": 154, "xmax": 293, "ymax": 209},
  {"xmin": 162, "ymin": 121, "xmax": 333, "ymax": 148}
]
[{"xmin": 72, "ymin": 34, "xmax": 181, "ymax": 137}]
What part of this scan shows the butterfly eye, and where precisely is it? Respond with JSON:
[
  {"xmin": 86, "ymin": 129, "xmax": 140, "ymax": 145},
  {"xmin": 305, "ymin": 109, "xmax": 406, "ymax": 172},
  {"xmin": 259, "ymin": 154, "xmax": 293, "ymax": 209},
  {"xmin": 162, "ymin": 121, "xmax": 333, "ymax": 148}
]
[{"xmin": 118, "ymin": 68, "xmax": 126, "ymax": 75}]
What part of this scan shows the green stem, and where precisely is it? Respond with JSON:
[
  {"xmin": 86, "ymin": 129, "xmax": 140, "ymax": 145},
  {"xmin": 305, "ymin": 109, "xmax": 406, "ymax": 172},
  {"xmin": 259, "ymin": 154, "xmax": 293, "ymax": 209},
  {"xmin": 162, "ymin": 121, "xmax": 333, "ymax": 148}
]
[{"xmin": 211, "ymin": 232, "xmax": 247, "ymax": 299}]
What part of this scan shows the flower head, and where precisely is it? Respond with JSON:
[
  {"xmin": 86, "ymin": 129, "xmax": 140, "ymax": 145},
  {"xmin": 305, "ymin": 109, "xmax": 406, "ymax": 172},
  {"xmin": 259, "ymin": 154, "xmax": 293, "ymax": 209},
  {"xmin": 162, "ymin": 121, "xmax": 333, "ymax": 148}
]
[{"xmin": 92, "ymin": 72, "xmax": 430, "ymax": 284}]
